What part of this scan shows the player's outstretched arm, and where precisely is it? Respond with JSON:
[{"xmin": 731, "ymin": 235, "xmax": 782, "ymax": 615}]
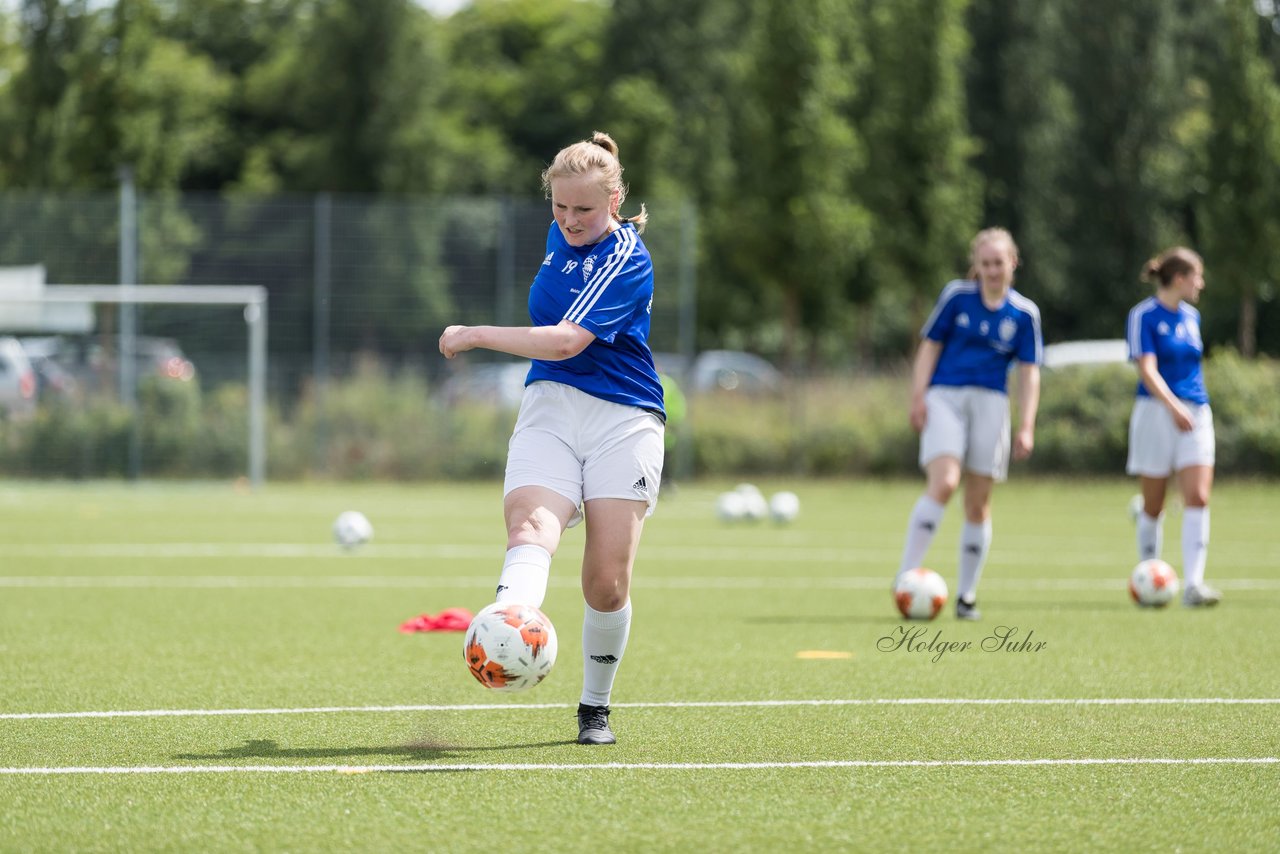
[{"xmin": 440, "ymin": 320, "xmax": 595, "ymax": 361}]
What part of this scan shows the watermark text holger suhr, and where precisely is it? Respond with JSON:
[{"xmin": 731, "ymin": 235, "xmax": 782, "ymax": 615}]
[{"xmin": 877, "ymin": 625, "xmax": 1047, "ymax": 663}]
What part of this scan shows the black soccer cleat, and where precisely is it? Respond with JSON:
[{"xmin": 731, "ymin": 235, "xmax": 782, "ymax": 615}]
[
  {"xmin": 576, "ymin": 703, "xmax": 616, "ymax": 745},
  {"xmin": 956, "ymin": 596, "xmax": 981, "ymax": 621}
]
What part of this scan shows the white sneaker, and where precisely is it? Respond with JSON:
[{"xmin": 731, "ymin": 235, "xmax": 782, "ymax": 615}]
[{"xmin": 1182, "ymin": 583, "xmax": 1222, "ymax": 607}]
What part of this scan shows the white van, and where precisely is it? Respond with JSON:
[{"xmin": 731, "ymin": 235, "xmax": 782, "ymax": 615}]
[{"xmin": 0, "ymin": 336, "xmax": 38, "ymax": 417}]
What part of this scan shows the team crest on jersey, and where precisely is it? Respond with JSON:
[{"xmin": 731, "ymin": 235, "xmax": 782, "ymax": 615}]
[
  {"xmin": 582, "ymin": 254, "xmax": 596, "ymax": 282},
  {"xmin": 542, "ymin": 252, "xmax": 554, "ymax": 267},
  {"xmin": 1157, "ymin": 321, "xmax": 1171, "ymax": 336},
  {"xmin": 998, "ymin": 317, "xmax": 1018, "ymax": 342},
  {"xmin": 956, "ymin": 313, "xmax": 970, "ymax": 328}
]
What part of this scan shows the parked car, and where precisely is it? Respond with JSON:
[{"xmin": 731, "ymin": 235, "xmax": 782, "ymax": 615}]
[
  {"xmin": 0, "ymin": 336, "xmax": 38, "ymax": 417},
  {"xmin": 17, "ymin": 336, "xmax": 81, "ymax": 400},
  {"xmin": 655, "ymin": 350, "xmax": 784, "ymax": 395},
  {"xmin": 440, "ymin": 361, "xmax": 530, "ymax": 409},
  {"xmin": 19, "ymin": 335, "xmax": 196, "ymax": 393},
  {"xmin": 439, "ymin": 350, "xmax": 783, "ymax": 411}
]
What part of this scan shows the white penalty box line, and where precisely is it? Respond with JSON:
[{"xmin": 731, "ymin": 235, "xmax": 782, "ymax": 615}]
[
  {"xmin": 1, "ymin": 574, "xmax": 1278, "ymax": 592},
  {"xmin": 2, "ymin": 757, "xmax": 1277, "ymax": 776},
  {"xmin": 4, "ymin": 542, "xmax": 1280, "ymax": 571},
  {"xmin": 5, "ymin": 697, "xmax": 1280, "ymax": 721}
]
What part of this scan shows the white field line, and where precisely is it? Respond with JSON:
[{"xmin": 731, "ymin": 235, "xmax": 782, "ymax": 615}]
[
  {"xmin": 3, "ymin": 542, "xmax": 1279, "ymax": 569},
  {"xmin": 0, "ymin": 574, "xmax": 1277, "ymax": 591},
  {"xmin": 5, "ymin": 697, "xmax": 1280, "ymax": 721},
  {"xmin": 2, "ymin": 757, "xmax": 1277, "ymax": 775}
]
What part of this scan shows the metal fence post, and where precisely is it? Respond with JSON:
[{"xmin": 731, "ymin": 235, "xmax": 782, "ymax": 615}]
[{"xmin": 118, "ymin": 166, "xmax": 140, "ymax": 480}]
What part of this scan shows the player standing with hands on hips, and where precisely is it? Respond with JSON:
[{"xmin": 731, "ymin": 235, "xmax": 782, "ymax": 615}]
[
  {"xmin": 894, "ymin": 228, "xmax": 1042, "ymax": 620},
  {"xmin": 439, "ymin": 132, "xmax": 664, "ymax": 744},
  {"xmin": 1126, "ymin": 247, "xmax": 1221, "ymax": 607}
]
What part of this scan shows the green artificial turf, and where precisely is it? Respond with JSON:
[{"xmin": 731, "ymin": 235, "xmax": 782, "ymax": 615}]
[{"xmin": 1, "ymin": 478, "xmax": 1277, "ymax": 852}]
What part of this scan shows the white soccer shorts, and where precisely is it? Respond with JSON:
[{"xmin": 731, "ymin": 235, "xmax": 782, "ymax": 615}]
[
  {"xmin": 504, "ymin": 381, "xmax": 664, "ymax": 524},
  {"xmin": 919, "ymin": 385, "xmax": 1012, "ymax": 481},
  {"xmin": 1126, "ymin": 397, "xmax": 1215, "ymax": 477}
]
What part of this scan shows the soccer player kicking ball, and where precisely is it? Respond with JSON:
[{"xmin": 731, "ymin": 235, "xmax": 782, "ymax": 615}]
[
  {"xmin": 440, "ymin": 132, "xmax": 664, "ymax": 744},
  {"xmin": 894, "ymin": 228, "xmax": 1043, "ymax": 620}
]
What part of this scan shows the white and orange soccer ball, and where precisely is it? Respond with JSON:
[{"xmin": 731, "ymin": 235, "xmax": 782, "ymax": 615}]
[
  {"xmin": 1129, "ymin": 559, "xmax": 1180, "ymax": 607},
  {"xmin": 894, "ymin": 568, "xmax": 949, "ymax": 620},
  {"xmin": 463, "ymin": 602, "xmax": 559, "ymax": 691}
]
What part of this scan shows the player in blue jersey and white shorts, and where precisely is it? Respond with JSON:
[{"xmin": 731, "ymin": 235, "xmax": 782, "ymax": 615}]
[
  {"xmin": 895, "ymin": 228, "xmax": 1042, "ymax": 620},
  {"xmin": 1126, "ymin": 247, "xmax": 1220, "ymax": 607},
  {"xmin": 440, "ymin": 132, "xmax": 664, "ymax": 744}
]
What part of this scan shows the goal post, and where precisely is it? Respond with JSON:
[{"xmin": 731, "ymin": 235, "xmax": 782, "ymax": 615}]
[{"xmin": 0, "ymin": 284, "xmax": 269, "ymax": 488}]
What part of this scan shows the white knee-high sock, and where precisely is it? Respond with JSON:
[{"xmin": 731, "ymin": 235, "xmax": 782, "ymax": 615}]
[
  {"xmin": 1137, "ymin": 512, "xmax": 1163, "ymax": 562},
  {"xmin": 581, "ymin": 600, "xmax": 631, "ymax": 707},
  {"xmin": 957, "ymin": 519, "xmax": 992, "ymax": 602},
  {"xmin": 494, "ymin": 545, "xmax": 551, "ymax": 608},
  {"xmin": 898, "ymin": 496, "xmax": 946, "ymax": 580},
  {"xmin": 1182, "ymin": 507, "xmax": 1209, "ymax": 588}
]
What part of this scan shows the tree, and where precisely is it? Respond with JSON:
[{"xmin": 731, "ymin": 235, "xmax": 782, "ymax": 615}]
[
  {"xmin": 968, "ymin": 0, "xmax": 1196, "ymax": 344},
  {"xmin": 238, "ymin": 0, "xmax": 469, "ymax": 194},
  {"xmin": 850, "ymin": 0, "xmax": 982, "ymax": 359},
  {"xmin": 438, "ymin": 0, "xmax": 607, "ymax": 194},
  {"xmin": 1197, "ymin": 0, "xmax": 1280, "ymax": 356},
  {"xmin": 716, "ymin": 0, "xmax": 871, "ymax": 367}
]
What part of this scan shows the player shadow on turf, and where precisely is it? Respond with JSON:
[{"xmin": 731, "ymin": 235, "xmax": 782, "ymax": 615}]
[
  {"xmin": 1014, "ymin": 600, "xmax": 1168, "ymax": 612},
  {"xmin": 174, "ymin": 737, "xmax": 577, "ymax": 761},
  {"xmin": 752, "ymin": 614, "xmax": 913, "ymax": 625}
]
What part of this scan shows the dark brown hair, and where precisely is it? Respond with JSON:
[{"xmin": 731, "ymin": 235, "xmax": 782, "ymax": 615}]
[{"xmin": 1143, "ymin": 247, "xmax": 1202, "ymax": 287}]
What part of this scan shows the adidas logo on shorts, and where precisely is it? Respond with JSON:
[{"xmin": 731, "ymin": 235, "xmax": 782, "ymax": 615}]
[{"xmin": 631, "ymin": 476, "xmax": 648, "ymax": 494}]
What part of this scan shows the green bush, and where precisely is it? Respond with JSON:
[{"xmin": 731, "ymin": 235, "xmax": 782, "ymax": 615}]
[
  {"xmin": 1, "ymin": 352, "xmax": 1275, "ymax": 480},
  {"xmin": 684, "ymin": 354, "xmax": 1280, "ymax": 478}
]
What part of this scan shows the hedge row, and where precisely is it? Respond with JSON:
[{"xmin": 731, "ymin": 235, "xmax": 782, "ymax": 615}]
[{"xmin": 1, "ymin": 351, "xmax": 1276, "ymax": 479}]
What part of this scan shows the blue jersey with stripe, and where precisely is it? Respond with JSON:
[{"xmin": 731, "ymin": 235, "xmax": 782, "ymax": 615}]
[
  {"xmin": 921, "ymin": 280, "xmax": 1043, "ymax": 394},
  {"xmin": 1126, "ymin": 297, "xmax": 1208, "ymax": 404},
  {"xmin": 524, "ymin": 222, "xmax": 665, "ymax": 414}
]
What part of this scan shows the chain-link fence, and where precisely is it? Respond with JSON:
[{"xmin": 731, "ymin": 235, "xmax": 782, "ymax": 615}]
[{"xmin": 0, "ymin": 188, "xmax": 698, "ymax": 480}]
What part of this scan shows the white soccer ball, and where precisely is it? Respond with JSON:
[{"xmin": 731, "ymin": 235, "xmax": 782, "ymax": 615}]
[
  {"xmin": 732, "ymin": 483, "xmax": 768, "ymax": 522},
  {"xmin": 333, "ymin": 510, "xmax": 373, "ymax": 549},
  {"xmin": 769, "ymin": 491, "xmax": 800, "ymax": 524},
  {"xmin": 1129, "ymin": 559, "xmax": 1179, "ymax": 607},
  {"xmin": 463, "ymin": 602, "xmax": 559, "ymax": 691},
  {"xmin": 716, "ymin": 490, "xmax": 748, "ymax": 522},
  {"xmin": 894, "ymin": 567, "xmax": 949, "ymax": 621}
]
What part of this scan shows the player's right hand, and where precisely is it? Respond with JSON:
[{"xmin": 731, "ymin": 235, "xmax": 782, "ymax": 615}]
[
  {"xmin": 439, "ymin": 325, "xmax": 470, "ymax": 359},
  {"xmin": 1170, "ymin": 401, "xmax": 1194, "ymax": 432},
  {"xmin": 909, "ymin": 398, "xmax": 928, "ymax": 433}
]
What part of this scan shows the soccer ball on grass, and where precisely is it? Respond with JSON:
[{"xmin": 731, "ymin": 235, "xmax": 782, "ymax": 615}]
[
  {"xmin": 464, "ymin": 602, "xmax": 559, "ymax": 691},
  {"xmin": 333, "ymin": 510, "xmax": 373, "ymax": 549},
  {"xmin": 894, "ymin": 567, "xmax": 949, "ymax": 620},
  {"xmin": 1129, "ymin": 559, "xmax": 1179, "ymax": 607},
  {"xmin": 769, "ymin": 491, "xmax": 801, "ymax": 524}
]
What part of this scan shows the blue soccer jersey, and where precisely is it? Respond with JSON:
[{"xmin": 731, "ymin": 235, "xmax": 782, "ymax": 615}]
[
  {"xmin": 921, "ymin": 280, "xmax": 1043, "ymax": 394},
  {"xmin": 1126, "ymin": 297, "xmax": 1208, "ymax": 405},
  {"xmin": 524, "ymin": 222, "xmax": 665, "ymax": 414}
]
